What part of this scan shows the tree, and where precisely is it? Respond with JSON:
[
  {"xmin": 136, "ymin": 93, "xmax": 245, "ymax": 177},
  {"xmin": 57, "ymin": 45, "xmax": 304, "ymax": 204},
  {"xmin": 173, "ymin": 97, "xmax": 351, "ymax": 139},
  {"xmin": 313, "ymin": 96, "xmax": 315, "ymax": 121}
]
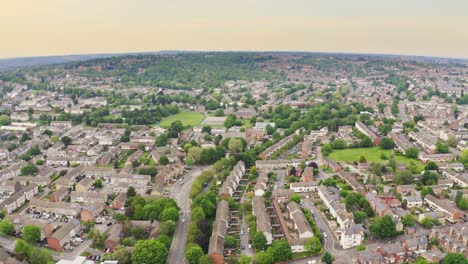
[
  {"xmin": 460, "ymin": 149, "xmax": 468, "ymax": 167},
  {"xmin": 157, "ymin": 156, "xmax": 169, "ymax": 166},
  {"xmin": 356, "ymin": 244, "xmax": 366, "ymax": 251},
  {"xmin": 359, "ymin": 155, "xmax": 367, "ymax": 163},
  {"xmin": 20, "ymin": 132, "xmax": 31, "ymax": 143},
  {"xmin": 21, "ymin": 163, "xmax": 38, "ymax": 176},
  {"xmin": 228, "ymin": 138, "xmax": 243, "ymax": 153},
  {"xmin": 442, "ymin": 253, "xmax": 468, "ymax": 264},
  {"xmin": 198, "ymin": 255, "xmax": 214, "ymax": 264},
  {"xmin": 82, "ymin": 220, "xmax": 95, "ymax": 233},
  {"xmin": 421, "ymin": 171, "xmax": 439, "ymax": 185},
  {"xmin": 380, "ymin": 137, "xmax": 395, "ymax": 149},
  {"xmin": 393, "ymin": 170, "xmax": 413, "ymax": 185},
  {"xmin": 405, "ymin": 147, "xmax": 419, "ymax": 159},
  {"xmin": 369, "ymin": 215, "xmax": 398, "ymax": 239},
  {"xmin": 401, "ymin": 214, "xmax": 416, "ymax": 227},
  {"xmin": 159, "ymin": 220, "xmax": 176, "ymax": 236},
  {"xmin": 332, "ymin": 139, "xmax": 347, "ymax": 149},
  {"xmin": 458, "ymin": 198, "xmax": 468, "ymax": 210},
  {"xmin": 132, "ymin": 240, "xmax": 168, "ymax": 264},
  {"xmin": 353, "ymin": 211, "xmax": 367, "ymax": 224},
  {"xmin": 321, "ymin": 144, "xmax": 333, "ymax": 156},
  {"xmin": 185, "ymin": 245, "xmax": 204, "ymax": 264},
  {"xmin": 425, "ymin": 161, "xmax": 438, "ymax": 171},
  {"xmin": 161, "ymin": 207, "xmax": 179, "ymax": 222},
  {"xmin": 447, "ymin": 135, "xmax": 457, "ymax": 148},
  {"xmin": 127, "ymin": 186, "xmax": 136, "ymax": 197},
  {"xmin": 224, "ymin": 235, "xmax": 238, "ymax": 248},
  {"xmin": 322, "ymin": 251, "xmax": 334, "ymax": 264},
  {"xmin": 188, "ymin": 147, "xmax": 203, "ymax": 163},
  {"xmin": 111, "ymin": 246, "xmax": 132, "ymax": 264},
  {"xmin": 238, "ymin": 255, "xmax": 251, "ymax": 264},
  {"xmin": 304, "ymin": 236, "xmax": 322, "ymax": 255},
  {"xmin": 266, "ymin": 125, "xmax": 275, "ymax": 135},
  {"xmin": 155, "ymin": 235, "xmax": 171, "ymax": 250},
  {"xmin": 266, "ymin": 239, "xmax": 292, "ymax": 262},
  {"xmin": 94, "ymin": 178, "xmax": 103, "ymax": 188},
  {"xmin": 23, "ymin": 225, "xmax": 41, "ymax": 244},
  {"xmin": 436, "ymin": 140, "xmax": 449, "ymax": 154},
  {"xmin": 290, "ymin": 194, "xmax": 301, "ymax": 204},
  {"xmin": 61, "ymin": 136, "xmax": 72, "ymax": 146},
  {"xmin": 254, "ymin": 251, "xmax": 274, "ymax": 264},
  {"xmin": 201, "ymin": 126, "xmax": 212, "ymax": 134},
  {"xmin": 0, "ymin": 219, "xmax": 14, "ymax": 235},
  {"xmin": 252, "ymin": 232, "xmax": 267, "ymax": 251}
]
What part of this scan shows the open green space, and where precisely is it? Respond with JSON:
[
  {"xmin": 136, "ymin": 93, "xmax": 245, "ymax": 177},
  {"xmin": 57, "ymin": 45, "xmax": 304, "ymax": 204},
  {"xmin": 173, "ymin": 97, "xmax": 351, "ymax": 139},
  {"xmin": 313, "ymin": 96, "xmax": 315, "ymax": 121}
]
[
  {"xmin": 159, "ymin": 111, "xmax": 205, "ymax": 128},
  {"xmin": 329, "ymin": 147, "xmax": 424, "ymax": 170}
]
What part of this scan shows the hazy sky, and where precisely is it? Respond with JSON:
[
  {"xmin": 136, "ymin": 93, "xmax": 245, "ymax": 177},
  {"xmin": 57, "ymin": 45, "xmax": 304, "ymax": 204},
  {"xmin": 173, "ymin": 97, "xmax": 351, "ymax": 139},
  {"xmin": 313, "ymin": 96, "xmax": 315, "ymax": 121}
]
[{"xmin": 1, "ymin": 0, "xmax": 468, "ymax": 58}]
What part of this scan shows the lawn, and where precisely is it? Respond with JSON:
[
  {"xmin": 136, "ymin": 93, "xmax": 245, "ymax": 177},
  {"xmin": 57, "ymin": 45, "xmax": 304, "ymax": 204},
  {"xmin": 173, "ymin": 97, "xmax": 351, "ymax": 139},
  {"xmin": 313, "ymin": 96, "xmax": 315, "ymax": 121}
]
[
  {"xmin": 329, "ymin": 147, "xmax": 423, "ymax": 170},
  {"xmin": 159, "ymin": 111, "xmax": 205, "ymax": 128}
]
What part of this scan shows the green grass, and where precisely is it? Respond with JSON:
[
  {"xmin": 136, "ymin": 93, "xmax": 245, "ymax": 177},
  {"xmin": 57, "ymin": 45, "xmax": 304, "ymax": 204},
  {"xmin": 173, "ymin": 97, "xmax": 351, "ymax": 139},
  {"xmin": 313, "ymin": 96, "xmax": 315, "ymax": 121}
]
[
  {"xmin": 329, "ymin": 147, "xmax": 423, "ymax": 170},
  {"xmin": 159, "ymin": 111, "xmax": 205, "ymax": 128}
]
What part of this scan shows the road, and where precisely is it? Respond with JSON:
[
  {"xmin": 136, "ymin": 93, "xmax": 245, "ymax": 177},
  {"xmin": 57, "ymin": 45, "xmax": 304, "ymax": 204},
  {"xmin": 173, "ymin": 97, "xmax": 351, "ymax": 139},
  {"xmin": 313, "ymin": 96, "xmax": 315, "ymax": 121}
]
[
  {"xmin": 302, "ymin": 199, "xmax": 336, "ymax": 254},
  {"xmin": 166, "ymin": 166, "xmax": 210, "ymax": 264}
]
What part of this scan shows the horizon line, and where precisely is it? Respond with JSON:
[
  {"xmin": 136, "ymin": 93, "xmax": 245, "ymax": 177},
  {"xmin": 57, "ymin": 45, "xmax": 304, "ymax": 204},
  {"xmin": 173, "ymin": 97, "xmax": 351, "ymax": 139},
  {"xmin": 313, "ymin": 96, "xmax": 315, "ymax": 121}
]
[{"xmin": 1, "ymin": 49, "xmax": 467, "ymax": 62}]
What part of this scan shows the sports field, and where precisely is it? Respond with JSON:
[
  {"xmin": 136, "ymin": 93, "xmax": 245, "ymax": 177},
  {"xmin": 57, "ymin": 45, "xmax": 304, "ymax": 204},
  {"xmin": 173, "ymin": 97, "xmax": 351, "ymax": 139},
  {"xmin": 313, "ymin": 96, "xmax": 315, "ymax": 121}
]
[
  {"xmin": 329, "ymin": 147, "xmax": 423, "ymax": 170},
  {"xmin": 159, "ymin": 111, "xmax": 205, "ymax": 128}
]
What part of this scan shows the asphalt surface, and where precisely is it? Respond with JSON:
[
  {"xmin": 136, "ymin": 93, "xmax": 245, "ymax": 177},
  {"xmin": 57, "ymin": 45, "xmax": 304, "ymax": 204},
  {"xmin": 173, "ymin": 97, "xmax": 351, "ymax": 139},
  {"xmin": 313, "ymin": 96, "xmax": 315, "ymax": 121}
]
[{"xmin": 166, "ymin": 166, "xmax": 209, "ymax": 264}]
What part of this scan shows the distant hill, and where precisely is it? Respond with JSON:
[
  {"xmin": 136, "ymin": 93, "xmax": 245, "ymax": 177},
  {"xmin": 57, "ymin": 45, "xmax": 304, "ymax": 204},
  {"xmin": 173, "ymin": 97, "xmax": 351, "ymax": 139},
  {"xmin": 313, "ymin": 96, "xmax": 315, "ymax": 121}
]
[
  {"xmin": 0, "ymin": 52, "xmax": 162, "ymax": 71},
  {"xmin": 0, "ymin": 51, "xmax": 465, "ymax": 72}
]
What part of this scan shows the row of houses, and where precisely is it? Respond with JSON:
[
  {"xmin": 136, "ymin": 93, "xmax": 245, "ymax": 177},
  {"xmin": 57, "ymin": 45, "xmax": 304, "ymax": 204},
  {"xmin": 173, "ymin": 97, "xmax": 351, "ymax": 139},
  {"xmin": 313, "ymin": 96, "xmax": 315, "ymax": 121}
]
[
  {"xmin": 317, "ymin": 186, "xmax": 365, "ymax": 249},
  {"xmin": 208, "ymin": 200, "xmax": 229, "ymax": 264},
  {"xmin": 355, "ymin": 121, "xmax": 381, "ymax": 145},
  {"xmin": 259, "ymin": 132, "xmax": 298, "ymax": 160},
  {"xmin": 442, "ymin": 169, "xmax": 468, "ymax": 187},
  {"xmin": 0, "ymin": 184, "xmax": 38, "ymax": 214},
  {"xmin": 388, "ymin": 132, "xmax": 414, "ymax": 154},
  {"xmin": 252, "ymin": 196, "xmax": 273, "ymax": 245},
  {"xmin": 218, "ymin": 161, "xmax": 246, "ymax": 198},
  {"xmin": 424, "ymin": 195, "xmax": 464, "ymax": 223}
]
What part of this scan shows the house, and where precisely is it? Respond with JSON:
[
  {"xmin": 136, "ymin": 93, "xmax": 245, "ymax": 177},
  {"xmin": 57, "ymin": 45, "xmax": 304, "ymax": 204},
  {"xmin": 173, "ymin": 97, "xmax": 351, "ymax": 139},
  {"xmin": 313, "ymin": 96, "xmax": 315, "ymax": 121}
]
[
  {"xmin": 404, "ymin": 194, "xmax": 423, "ymax": 208},
  {"xmin": 252, "ymin": 197, "xmax": 273, "ymax": 245},
  {"xmin": 112, "ymin": 193, "xmax": 127, "ymax": 210},
  {"xmin": 273, "ymin": 189, "xmax": 295, "ymax": 203},
  {"xmin": 50, "ymin": 188, "xmax": 69, "ymax": 202},
  {"xmin": 233, "ymin": 108, "xmax": 256, "ymax": 119},
  {"xmin": 366, "ymin": 192, "xmax": 392, "ymax": 217},
  {"xmin": 429, "ymin": 222, "xmax": 468, "ymax": 257},
  {"xmin": 324, "ymin": 158, "xmax": 341, "ymax": 172},
  {"xmin": 357, "ymin": 250, "xmax": 384, "ymax": 264},
  {"xmin": 341, "ymin": 223, "xmax": 364, "ymax": 249},
  {"xmin": 81, "ymin": 202, "xmax": 104, "ymax": 222},
  {"xmin": 301, "ymin": 167, "xmax": 314, "ymax": 182},
  {"xmin": 7, "ymin": 215, "xmax": 53, "ymax": 240},
  {"xmin": 290, "ymin": 181, "xmax": 318, "ymax": 193},
  {"xmin": 50, "ymin": 121, "xmax": 73, "ymax": 128},
  {"xmin": 70, "ymin": 191, "xmax": 107, "ymax": 204},
  {"xmin": 47, "ymin": 221, "xmax": 81, "ymax": 251},
  {"xmin": 29, "ymin": 199, "xmax": 81, "ymax": 217},
  {"xmin": 403, "ymin": 236, "xmax": 428, "ymax": 255},
  {"xmin": 0, "ymin": 184, "xmax": 38, "ymax": 214},
  {"xmin": 287, "ymin": 202, "xmax": 314, "ymax": 239},
  {"xmin": 254, "ymin": 170, "xmax": 268, "ymax": 197},
  {"xmin": 377, "ymin": 243, "xmax": 407, "ymax": 264},
  {"xmin": 424, "ymin": 195, "xmax": 463, "ymax": 223},
  {"xmin": 0, "ymin": 181, "xmax": 21, "ymax": 194},
  {"xmin": 105, "ymin": 223, "xmax": 123, "ymax": 250},
  {"xmin": 355, "ymin": 121, "xmax": 381, "ymax": 145},
  {"xmin": 420, "ymin": 249, "xmax": 447, "ymax": 263},
  {"xmin": 208, "ymin": 200, "xmax": 229, "ymax": 264},
  {"xmin": 75, "ymin": 177, "xmax": 94, "ymax": 192},
  {"xmin": 218, "ymin": 161, "xmax": 245, "ymax": 198}
]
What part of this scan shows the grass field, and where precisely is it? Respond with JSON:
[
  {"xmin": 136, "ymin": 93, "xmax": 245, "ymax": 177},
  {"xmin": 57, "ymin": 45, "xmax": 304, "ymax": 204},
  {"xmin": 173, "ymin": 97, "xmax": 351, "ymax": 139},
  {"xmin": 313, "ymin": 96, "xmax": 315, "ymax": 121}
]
[
  {"xmin": 329, "ymin": 147, "xmax": 424, "ymax": 170},
  {"xmin": 159, "ymin": 111, "xmax": 205, "ymax": 128}
]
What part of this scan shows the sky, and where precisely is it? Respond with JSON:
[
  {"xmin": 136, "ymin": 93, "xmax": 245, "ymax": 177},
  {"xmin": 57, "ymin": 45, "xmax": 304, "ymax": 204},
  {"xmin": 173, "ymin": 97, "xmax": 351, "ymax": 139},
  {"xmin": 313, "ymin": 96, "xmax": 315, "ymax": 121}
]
[{"xmin": 1, "ymin": 0, "xmax": 468, "ymax": 58}]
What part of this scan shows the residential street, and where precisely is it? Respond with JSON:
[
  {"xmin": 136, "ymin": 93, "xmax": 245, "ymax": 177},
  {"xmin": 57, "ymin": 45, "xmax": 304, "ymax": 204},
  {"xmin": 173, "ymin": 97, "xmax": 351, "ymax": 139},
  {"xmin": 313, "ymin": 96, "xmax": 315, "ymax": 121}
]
[{"xmin": 166, "ymin": 166, "xmax": 210, "ymax": 264}]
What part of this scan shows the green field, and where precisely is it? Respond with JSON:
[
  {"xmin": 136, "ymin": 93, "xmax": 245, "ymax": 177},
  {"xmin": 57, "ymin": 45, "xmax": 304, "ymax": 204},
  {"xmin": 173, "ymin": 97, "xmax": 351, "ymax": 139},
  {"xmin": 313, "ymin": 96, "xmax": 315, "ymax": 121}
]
[
  {"xmin": 159, "ymin": 111, "xmax": 205, "ymax": 128},
  {"xmin": 329, "ymin": 147, "xmax": 423, "ymax": 170}
]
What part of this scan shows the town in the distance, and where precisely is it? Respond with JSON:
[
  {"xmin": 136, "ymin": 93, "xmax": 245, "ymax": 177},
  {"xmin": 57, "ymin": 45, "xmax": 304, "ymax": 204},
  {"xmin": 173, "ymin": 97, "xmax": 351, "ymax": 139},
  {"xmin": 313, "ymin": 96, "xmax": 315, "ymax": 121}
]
[{"xmin": 0, "ymin": 52, "xmax": 466, "ymax": 264}]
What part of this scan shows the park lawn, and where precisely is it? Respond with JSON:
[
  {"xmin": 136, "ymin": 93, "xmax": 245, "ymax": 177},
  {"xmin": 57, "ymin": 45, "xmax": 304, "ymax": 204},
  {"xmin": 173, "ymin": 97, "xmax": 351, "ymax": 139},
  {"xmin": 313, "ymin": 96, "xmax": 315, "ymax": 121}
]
[
  {"xmin": 159, "ymin": 111, "xmax": 205, "ymax": 128},
  {"xmin": 329, "ymin": 147, "xmax": 424, "ymax": 171}
]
